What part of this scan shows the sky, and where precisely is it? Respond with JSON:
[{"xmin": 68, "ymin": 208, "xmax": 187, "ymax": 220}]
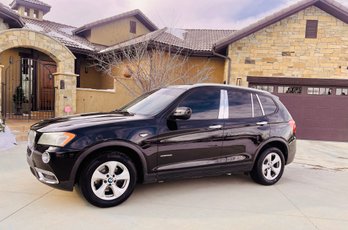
[{"xmin": 2, "ymin": 0, "xmax": 348, "ymax": 29}]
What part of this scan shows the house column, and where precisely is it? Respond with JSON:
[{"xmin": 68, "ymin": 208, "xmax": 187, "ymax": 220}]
[
  {"xmin": 0, "ymin": 65, "xmax": 4, "ymax": 120},
  {"xmin": 53, "ymin": 72, "xmax": 78, "ymax": 117}
]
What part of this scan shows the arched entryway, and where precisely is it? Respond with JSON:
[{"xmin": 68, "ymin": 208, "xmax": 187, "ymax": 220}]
[{"xmin": 0, "ymin": 29, "xmax": 77, "ymax": 120}]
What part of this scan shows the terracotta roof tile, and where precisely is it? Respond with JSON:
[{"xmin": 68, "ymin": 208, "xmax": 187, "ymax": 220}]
[
  {"xmin": 23, "ymin": 18, "xmax": 105, "ymax": 53},
  {"xmin": 100, "ymin": 28, "xmax": 236, "ymax": 54}
]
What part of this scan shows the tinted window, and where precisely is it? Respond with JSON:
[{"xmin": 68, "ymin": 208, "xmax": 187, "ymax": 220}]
[
  {"xmin": 253, "ymin": 94, "xmax": 263, "ymax": 117},
  {"xmin": 228, "ymin": 90, "xmax": 252, "ymax": 119},
  {"xmin": 259, "ymin": 95, "xmax": 277, "ymax": 115},
  {"xmin": 178, "ymin": 88, "xmax": 220, "ymax": 120},
  {"xmin": 123, "ymin": 88, "xmax": 186, "ymax": 116}
]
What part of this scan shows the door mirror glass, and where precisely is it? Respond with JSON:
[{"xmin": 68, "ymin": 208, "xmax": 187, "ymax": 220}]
[{"xmin": 171, "ymin": 107, "xmax": 192, "ymax": 120}]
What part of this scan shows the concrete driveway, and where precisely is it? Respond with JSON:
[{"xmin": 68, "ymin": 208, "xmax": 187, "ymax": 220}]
[{"xmin": 0, "ymin": 140, "xmax": 347, "ymax": 230}]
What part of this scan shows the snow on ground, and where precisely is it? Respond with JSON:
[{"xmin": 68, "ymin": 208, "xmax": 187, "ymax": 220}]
[{"xmin": 0, "ymin": 126, "xmax": 17, "ymax": 152}]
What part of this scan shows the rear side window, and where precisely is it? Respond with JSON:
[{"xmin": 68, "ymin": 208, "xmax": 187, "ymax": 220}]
[
  {"xmin": 227, "ymin": 90, "xmax": 252, "ymax": 119},
  {"xmin": 258, "ymin": 95, "xmax": 277, "ymax": 115},
  {"xmin": 178, "ymin": 88, "xmax": 220, "ymax": 120}
]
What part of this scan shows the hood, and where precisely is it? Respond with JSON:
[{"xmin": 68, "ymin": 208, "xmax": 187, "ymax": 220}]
[{"xmin": 31, "ymin": 112, "xmax": 148, "ymax": 133}]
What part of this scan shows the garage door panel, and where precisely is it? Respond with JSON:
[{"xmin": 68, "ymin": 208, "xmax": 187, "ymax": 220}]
[{"xmin": 277, "ymin": 94, "xmax": 348, "ymax": 141}]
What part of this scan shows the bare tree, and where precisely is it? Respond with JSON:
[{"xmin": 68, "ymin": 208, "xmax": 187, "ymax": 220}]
[{"xmin": 92, "ymin": 41, "xmax": 214, "ymax": 97}]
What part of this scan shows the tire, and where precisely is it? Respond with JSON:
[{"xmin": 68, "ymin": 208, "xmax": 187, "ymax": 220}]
[
  {"xmin": 250, "ymin": 147, "xmax": 285, "ymax": 186},
  {"xmin": 79, "ymin": 151, "xmax": 137, "ymax": 208}
]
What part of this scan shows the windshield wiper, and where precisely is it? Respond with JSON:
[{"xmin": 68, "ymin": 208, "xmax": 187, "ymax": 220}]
[{"xmin": 113, "ymin": 110, "xmax": 135, "ymax": 116}]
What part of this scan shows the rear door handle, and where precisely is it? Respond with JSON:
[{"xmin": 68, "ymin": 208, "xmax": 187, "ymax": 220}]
[
  {"xmin": 209, "ymin": 125, "xmax": 223, "ymax": 129},
  {"xmin": 256, "ymin": 121, "xmax": 268, "ymax": 126}
]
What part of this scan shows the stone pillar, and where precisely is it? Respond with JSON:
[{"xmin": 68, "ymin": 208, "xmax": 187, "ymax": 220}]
[
  {"xmin": 0, "ymin": 65, "xmax": 4, "ymax": 120},
  {"xmin": 53, "ymin": 72, "xmax": 78, "ymax": 117}
]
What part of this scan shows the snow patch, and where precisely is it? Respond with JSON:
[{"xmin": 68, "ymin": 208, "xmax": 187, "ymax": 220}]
[
  {"xmin": 47, "ymin": 31, "xmax": 93, "ymax": 50},
  {"xmin": 59, "ymin": 27, "xmax": 74, "ymax": 35},
  {"xmin": 166, "ymin": 28, "xmax": 187, "ymax": 40},
  {"xmin": 26, "ymin": 23, "xmax": 45, "ymax": 32},
  {"xmin": 0, "ymin": 127, "xmax": 17, "ymax": 152}
]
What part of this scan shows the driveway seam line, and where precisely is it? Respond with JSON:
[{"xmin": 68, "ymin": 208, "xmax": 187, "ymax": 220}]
[
  {"xmin": 275, "ymin": 186, "xmax": 320, "ymax": 230},
  {"xmin": 0, "ymin": 189, "xmax": 54, "ymax": 223}
]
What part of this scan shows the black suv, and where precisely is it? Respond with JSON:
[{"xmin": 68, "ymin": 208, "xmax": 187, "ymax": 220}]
[{"xmin": 27, "ymin": 84, "xmax": 296, "ymax": 207}]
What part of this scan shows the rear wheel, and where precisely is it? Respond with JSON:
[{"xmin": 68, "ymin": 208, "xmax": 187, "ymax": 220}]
[
  {"xmin": 79, "ymin": 152, "xmax": 137, "ymax": 207},
  {"xmin": 250, "ymin": 147, "xmax": 285, "ymax": 185}
]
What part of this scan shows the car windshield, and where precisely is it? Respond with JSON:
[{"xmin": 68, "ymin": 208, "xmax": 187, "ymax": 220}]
[{"xmin": 119, "ymin": 87, "xmax": 187, "ymax": 116}]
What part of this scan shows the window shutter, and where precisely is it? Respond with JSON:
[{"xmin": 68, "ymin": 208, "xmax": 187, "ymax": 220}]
[{"xmin": 305, "ymin": 20, "xmax": 318, "ymax": 38}]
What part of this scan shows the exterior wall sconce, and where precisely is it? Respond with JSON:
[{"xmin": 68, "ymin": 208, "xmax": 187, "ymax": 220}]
[
  {"xmin": 9, "ymin": 56, "xmax": 13, "ymax": 64},
  {"xmin": 84, "ymin": 66, "xmax": 88, "ymax": 74}
]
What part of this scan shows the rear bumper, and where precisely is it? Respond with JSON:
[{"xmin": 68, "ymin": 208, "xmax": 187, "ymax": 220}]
[{"xmin": 286, "ymin": 137, "xmax": 296, "ymax": 165}]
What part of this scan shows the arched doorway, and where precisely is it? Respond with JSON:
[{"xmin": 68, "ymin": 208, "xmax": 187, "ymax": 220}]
[{"xmin": 0, "ymin": 29, "xmax": 76, "ymax": 120}]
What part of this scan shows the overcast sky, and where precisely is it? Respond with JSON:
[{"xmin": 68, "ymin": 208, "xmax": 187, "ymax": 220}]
[{"xmin": 2, "ymin": 0, "xmax": 348, "ymax": 29}]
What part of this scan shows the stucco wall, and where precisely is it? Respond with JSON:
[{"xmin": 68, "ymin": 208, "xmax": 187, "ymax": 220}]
[
  {"xmin": 86, "ymin": 16, "xmax": 151, "ymax": 46},
  {"xmin": 76, "ymin": 88, "xmax": 120, "ymax": 113},
  {"xmin": 79, "ymin": 58, "xmax": 114, "ymax": 89},
  {"xmin": 228, "ymin": 6, "xmax": 348, "ymax": 86}
]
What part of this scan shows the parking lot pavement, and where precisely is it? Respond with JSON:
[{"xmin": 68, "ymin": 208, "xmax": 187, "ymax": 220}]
[{"xmin": 0, "ymin": 140, "xmax": 347, "ymax": 230}]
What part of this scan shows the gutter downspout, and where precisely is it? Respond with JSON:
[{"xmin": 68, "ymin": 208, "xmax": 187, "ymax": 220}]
[{"xmin": 212, "ymin": 46, "xmax": 231, "ymax": 85}]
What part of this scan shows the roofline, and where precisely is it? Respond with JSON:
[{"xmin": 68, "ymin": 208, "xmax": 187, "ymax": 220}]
[
  {"xmin": 0, "ymin": 3, "xmax": 25, "ymax": 27},
  {"xmin": 214, "ymin": 0, "xmax": 348, "ymax": 51},
  {"xmin": 73, "ymin": 9, "xmax": 158, "ymax": 35}
]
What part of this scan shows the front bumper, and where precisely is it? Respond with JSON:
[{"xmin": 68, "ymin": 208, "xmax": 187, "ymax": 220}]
[{"xmin": 26, "ymin": 146, "xmax": 76, "ymax": 191}]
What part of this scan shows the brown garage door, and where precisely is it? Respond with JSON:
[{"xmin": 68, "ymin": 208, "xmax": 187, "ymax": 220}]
[{"xmin": 248, "ymin": 76, "xmax": 348, "ymax": 142}]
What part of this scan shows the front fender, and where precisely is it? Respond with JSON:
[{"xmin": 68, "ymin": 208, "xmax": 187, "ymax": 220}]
[{"xmin": 69, "ymin": 140, "xmax": 148, "ymax": 184}]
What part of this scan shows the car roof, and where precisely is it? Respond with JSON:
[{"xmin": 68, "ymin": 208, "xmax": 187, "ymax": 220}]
[{"xmin": 167, "ymin": 83, "xmax": 275, "ymax": 97}]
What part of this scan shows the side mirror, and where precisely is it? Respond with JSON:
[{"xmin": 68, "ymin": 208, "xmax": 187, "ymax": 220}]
[{"xmin": 171, "ymin": 107, "xmax": 192, "ymax": 120}]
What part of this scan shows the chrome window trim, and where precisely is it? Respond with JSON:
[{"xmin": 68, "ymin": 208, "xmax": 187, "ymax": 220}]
[
  {"xmin": 256, "ymin": 94, "xmax": 265, "ymax": 116},
  {"xmin": 251, "ymin": 93, "xmax": 254, "ymax": 118},
  {"xmin": 218, "ymin": 90, "xmax": 229, "ymax": 119}
]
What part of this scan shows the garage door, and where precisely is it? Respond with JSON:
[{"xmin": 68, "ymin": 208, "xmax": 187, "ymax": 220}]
[{"xmin": 248, "ymin": 77, "xmax": 348, "ymax": 142}]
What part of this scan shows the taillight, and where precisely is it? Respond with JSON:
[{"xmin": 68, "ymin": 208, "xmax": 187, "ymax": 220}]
[{"xmin": 289, "ymin": 119, "xmax": 296, "ymax": 135}]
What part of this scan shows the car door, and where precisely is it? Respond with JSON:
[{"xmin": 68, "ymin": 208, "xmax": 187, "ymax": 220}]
[
  {"xmin": 221, "ymin": 89, "xmax": 271, "ymax": 169},
  {"xmin": 155, "ymin": 87, "xmax": 225, "ymax": 178}
]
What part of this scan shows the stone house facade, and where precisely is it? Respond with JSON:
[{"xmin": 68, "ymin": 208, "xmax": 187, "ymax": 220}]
[{"xmin": 214, "ymin": 0, "xmax": 348, "ymax": 141}]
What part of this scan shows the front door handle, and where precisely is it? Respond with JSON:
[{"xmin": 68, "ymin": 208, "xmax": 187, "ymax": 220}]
[
  {"xmin": 256, "ymin": 121, "xmax": 268, "ymax": 126},
  {"xmin": 209, "ymin": 125, "xmax": 223, "ymax": 129}
]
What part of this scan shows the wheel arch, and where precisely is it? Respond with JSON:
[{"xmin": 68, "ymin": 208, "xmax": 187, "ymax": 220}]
[
  {"xmin": 70, "ymin": 141, "xmax": 148, "ymax": 185},
  {"xmin": 254, "ymin": 138, "xmax": 289, "ymax": 166}
]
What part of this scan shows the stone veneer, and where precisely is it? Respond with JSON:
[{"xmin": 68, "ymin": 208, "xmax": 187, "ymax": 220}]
[
  {"xmin": 0, "ymin": 29, "xmax": 77, "ymax": 117},
  {"xmin": 227, "ymin": 6, "xmax": 348, "ymax": 86}
]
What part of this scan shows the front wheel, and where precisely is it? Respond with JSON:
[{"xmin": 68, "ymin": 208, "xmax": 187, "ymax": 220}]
[
  {"xmin": 250, "ymin": 147, "xmax": 285, "ymax": 185},
  {"xmin": 79, "ymin": 152, "xmax": 137, "ymax": 207}
]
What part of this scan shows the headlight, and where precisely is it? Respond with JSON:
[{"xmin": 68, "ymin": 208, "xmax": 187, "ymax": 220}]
[{"xmin": 38, "ymin": 132, "xmax": 76, "ymax": 147}]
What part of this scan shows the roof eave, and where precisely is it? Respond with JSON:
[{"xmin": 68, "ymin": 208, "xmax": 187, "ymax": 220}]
[{"xmin": 215, "ymin": 0, "xmax": 348, "ymax": 51}]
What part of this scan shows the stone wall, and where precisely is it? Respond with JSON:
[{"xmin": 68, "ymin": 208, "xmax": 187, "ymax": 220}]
[{"xmin": 228, "ymin": 6, "xmax": 348, "ymax": 86}]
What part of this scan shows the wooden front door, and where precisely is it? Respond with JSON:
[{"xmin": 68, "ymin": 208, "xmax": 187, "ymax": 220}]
[{"xmin": 38, "ymin": 61, "xmax": 56, "ymax": 110}]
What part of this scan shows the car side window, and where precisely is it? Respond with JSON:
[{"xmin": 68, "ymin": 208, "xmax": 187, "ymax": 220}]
[
  {"xmin": 177, "ymin": 88, "xmax": 220, "ymax": 120},
  {"xmin": 258, "ymin": 95, "xmax": 277, "ymax": 115},
  {"xmin": 227, "ymin": 90, "xmax": 252, "ymax": 119}
]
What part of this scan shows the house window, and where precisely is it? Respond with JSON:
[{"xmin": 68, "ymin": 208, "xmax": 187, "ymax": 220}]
[
  {"xmin": 130, "ymin": 21, "xmax": 137, "ymax": 34},
  {"xmin": 336, "ymin": 88, "xmax": 348, "ymax": 96},
  {"xmin": 278, "ymin": 86, "xmax": 302, "ymax": 94},
  {"xmin": 308, "ymin": 87, "xmax": 332, "ymax": 95},
  {"xmin": 250, "ymin": 85, "xmax": 274, "ymax": 93},
  {"xmin": 305, "ymin": 20, "xmax": 318, "ymax": 38}
]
